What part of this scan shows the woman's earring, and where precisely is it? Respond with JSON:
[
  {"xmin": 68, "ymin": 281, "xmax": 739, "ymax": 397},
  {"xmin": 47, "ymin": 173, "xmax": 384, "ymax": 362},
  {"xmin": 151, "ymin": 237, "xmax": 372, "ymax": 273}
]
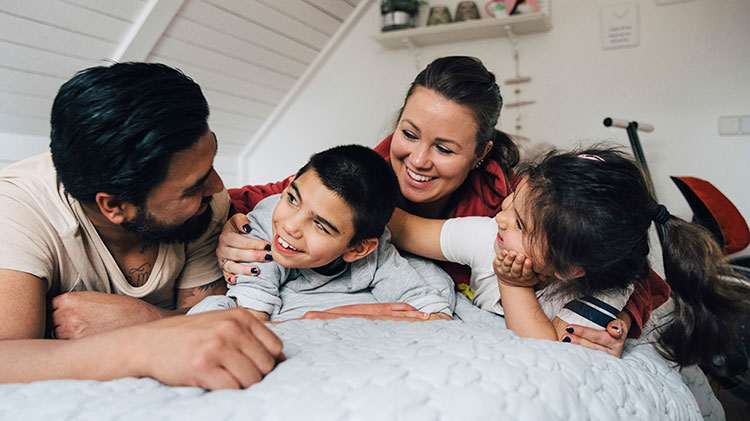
[{"xmin": 474, "ymin": 159, "xmax": 485, "ymax": 169}]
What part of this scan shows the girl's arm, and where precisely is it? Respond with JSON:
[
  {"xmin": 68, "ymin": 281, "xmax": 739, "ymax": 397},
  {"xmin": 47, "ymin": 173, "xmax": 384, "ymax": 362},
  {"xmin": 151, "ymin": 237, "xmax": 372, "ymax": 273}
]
[
  {"xmin": 387, "ymin": 208, "xmax": 447, "ymax": 261},
  {"xmin": 497, "ymin": 284, "xmax": 558, "ymax": 341},
  {"xmin": 493, "ymin": 252, "xmax": 557, "ymax": 341}
]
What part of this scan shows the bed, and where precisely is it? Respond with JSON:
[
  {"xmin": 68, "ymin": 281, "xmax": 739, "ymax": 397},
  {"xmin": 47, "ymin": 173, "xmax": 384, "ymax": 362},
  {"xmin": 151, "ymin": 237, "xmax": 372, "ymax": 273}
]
[{"xmin": 0, "ymin": 295, "xmax": 723, "ymax": 420}]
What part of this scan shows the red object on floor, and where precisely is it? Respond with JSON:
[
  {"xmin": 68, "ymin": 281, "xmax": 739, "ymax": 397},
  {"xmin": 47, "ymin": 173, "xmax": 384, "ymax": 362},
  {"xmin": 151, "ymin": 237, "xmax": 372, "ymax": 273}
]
[{"xmin": 670, "ymin": 176, "xmax": 750, "ymax": 255}]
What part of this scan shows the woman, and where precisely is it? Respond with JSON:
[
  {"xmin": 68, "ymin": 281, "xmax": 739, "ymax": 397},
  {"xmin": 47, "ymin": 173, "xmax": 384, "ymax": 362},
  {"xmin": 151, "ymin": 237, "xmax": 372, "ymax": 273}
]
[{"xmin": 220, "ymin": 56, "xmax": 670, "ymax": 357}]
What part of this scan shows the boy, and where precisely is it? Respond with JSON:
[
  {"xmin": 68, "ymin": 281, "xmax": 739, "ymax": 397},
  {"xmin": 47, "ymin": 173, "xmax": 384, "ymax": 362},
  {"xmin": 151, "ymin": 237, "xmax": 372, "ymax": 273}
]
[{"xmin": 189, "ymin": 145, "xmax": 455, "ymax": 321}]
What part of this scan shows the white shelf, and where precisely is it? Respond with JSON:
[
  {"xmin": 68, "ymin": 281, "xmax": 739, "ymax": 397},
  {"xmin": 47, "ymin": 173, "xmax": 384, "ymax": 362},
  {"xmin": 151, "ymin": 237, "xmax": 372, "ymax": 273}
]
[{"xmin": 372, "ymin": 12, "xmax": 551, "ymax": 49}]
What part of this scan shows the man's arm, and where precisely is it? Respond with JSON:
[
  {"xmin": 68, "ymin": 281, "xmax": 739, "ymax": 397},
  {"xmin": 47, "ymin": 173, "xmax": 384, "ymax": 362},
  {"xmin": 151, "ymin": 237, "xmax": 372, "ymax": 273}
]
[
  {"xmin": 0, "ymin": 269, "xmax": 46, "ymax": 340},
  {"xmin": 175, "ymin": 278, "xmax": 228, "ymax": 311},
  {"xmin": 51, "ymin": 278, "xmax": 229, "ymax": 339},
  {"xmin": 50, "ymin": 279, "xmax": 228, "ymax": 340},
  {"xmin": 2, "ymin": 265, "xmax": 283, "ymax": 388}
]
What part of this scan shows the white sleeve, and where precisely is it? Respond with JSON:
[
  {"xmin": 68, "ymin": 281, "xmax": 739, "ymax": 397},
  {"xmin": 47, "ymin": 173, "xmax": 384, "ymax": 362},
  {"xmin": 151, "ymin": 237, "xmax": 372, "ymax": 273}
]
[
  {"xmin": 439, "ymin": 217, "xmax": 497, "ymax": 269},
  {"xmin": 555, "ymin": 285, "xmax": 635, "ymax": 329}
]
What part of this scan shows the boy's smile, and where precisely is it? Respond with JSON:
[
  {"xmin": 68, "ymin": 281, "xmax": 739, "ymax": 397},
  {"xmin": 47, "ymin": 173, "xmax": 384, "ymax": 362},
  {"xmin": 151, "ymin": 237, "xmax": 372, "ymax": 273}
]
[
  {"xmin": 275, "ymin": 234, "xmax": 301, "ymax": 254},
  {"xmin": 270, "ymin": 169, "xmax": 358, "ymax": 269}
]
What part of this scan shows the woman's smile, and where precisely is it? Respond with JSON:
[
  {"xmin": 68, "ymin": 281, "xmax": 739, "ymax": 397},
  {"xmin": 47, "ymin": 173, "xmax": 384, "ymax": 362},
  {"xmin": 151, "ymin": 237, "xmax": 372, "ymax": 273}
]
[{"xmin": 406, "ymin": 167, "xmax": 436, "ymax": 183}]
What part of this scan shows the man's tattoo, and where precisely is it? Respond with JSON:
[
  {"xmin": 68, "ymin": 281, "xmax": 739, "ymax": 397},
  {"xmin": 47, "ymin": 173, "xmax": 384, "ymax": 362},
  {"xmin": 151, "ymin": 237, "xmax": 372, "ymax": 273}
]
[
  {"xmin": 126, "ymin": 262, "xmax": 152, "ymax": 286},
  {"xmin": 198, "ymin": 278, "xmax": 225, "ymax": 293},
  {"xmin": 139, "ymin": 242, "xmax": 151, "ymax": 254}
]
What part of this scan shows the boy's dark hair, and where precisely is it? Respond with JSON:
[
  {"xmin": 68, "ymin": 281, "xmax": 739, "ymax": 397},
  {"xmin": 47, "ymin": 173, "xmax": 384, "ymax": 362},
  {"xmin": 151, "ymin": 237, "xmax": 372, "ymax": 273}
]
[
  {"xmin": 50, "ymin": 62, "xmax": 209, "ymax": 206},
  {"xmin": 519, "ymin": 146, "xmax": 750, "ymax": 368},
  {"xmin": 296, "ymin": 145, "xmax": 399, "ymax": 246}
]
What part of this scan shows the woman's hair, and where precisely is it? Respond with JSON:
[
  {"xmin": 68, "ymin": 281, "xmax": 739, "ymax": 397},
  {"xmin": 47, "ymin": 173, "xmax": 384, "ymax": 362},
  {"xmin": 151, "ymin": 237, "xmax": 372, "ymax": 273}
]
[
  {"xmin": 518, "ymin": 146, "xmax": 750, "ymax": 367},
  {"xmin": 398, "ymin": 56, "xmax": 519, "ymax": 205}
]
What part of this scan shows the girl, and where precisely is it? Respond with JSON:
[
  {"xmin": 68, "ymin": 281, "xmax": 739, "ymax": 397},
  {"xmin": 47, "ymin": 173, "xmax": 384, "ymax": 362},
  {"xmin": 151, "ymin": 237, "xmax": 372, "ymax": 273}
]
[{"xmin": 388, "ymin": 146, "xmax": 750, "ymax": 367}]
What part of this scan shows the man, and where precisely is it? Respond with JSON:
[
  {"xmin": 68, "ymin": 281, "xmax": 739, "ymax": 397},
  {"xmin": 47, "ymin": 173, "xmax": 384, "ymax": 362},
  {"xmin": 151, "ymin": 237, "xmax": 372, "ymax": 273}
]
[{"xmin": 0, "ymin": 62, "xmax": 283, "ymax": 389}]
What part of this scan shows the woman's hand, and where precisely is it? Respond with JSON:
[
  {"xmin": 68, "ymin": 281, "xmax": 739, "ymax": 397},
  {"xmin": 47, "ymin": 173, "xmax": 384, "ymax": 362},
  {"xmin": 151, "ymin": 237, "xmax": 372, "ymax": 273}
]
[
  {"xmin": 493, "ymin": 250, "xmax": 539, "ymax": 288},
  {"xmin": 216, "ymin": 213, "xmax": 272, "ymax": 282},
  {"xmin": 561, "ymin": 312, "xmax": 631, "ymax": 358}
]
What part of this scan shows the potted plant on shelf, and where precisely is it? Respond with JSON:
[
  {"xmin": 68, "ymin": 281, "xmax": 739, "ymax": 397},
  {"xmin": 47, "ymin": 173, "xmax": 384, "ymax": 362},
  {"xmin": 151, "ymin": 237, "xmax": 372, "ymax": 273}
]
[{"xmin": 380, "ymin": 0, "xmax": 427, "ymax": 32}]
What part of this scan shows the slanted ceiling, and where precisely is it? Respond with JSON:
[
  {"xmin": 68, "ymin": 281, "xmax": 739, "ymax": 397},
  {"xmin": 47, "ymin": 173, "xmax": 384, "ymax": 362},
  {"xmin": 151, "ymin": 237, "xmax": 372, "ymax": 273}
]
[{"xmin": 0, "ymin": 0, "xmax": 363, "ymax": 184}]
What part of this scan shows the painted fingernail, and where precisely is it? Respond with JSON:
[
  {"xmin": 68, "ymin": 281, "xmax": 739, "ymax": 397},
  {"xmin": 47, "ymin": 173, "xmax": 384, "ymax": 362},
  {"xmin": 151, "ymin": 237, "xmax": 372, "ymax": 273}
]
[
  {"xmin": 264, "ymin": 254, "xmax": 273, "ymax": 261},
  {"xmin": 251, "ymin": 267, "xmax": 259, "ymax": 275},
  {"xmin": 562, "ymin": 336, "xmax": 571, "ymax": 343},
  {"xmin": 264, "ymin": 244, "xmax": 272, "ymax": 251},
  {"xmin": 566, "ymin": 327, "xmax": 574, "ymax": 334},
  {"xmin": 242, "ymin": 224, "xmax": 251, "ymax": 233}
]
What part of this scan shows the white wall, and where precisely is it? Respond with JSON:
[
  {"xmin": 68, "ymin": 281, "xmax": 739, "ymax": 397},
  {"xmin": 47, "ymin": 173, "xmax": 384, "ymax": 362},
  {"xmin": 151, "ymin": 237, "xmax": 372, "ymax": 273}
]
[
  {"xmin": 0, "ymin": 133, "xmax": 49, "ymax": 170},
  {"xmin": 242, "ymin": 0, "xmax": 750, "ymax": 256}
]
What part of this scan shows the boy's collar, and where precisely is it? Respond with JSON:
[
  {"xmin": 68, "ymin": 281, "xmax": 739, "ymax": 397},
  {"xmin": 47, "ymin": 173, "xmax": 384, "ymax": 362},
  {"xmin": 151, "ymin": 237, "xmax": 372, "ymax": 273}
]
[{"xmin": 313, "ymin": 255, "xmax": 348, "ymax": 276}]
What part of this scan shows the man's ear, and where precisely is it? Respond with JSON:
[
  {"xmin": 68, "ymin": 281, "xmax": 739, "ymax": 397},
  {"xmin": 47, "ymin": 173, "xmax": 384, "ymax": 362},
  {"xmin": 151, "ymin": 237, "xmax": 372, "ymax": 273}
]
[
  {"xmin": 555, "ymin": 265, "xmax": 585, "ymax": 280},
  {"xmin": 342, "ymin": 238, "xmax": 379, "ymax": 263},
  {"xmin": 94, "ymin": 192, "xmax": 136, "ymax": 224}
]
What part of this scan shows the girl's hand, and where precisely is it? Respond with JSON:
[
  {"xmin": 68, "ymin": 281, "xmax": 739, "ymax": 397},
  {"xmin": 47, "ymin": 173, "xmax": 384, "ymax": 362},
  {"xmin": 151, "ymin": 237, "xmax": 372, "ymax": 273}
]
[
  {"xmin": 493, "ymin": 249, "xmax": 539, "ymax": 288},
  {"xmin": 216, "ymin": 213, "xmax": 271, "ymax": 283},
  {"xmin": 561, "ymin": 315, "xmax": 630, "ymax": 358}
]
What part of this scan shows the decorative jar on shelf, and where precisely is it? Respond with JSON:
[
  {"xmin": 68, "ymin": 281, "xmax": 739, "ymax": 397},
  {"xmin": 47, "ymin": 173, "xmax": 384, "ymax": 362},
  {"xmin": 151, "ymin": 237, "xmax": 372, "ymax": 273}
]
[{"xmin": 380, "ymin": 0, "xmax": 427, "ymax": 32}]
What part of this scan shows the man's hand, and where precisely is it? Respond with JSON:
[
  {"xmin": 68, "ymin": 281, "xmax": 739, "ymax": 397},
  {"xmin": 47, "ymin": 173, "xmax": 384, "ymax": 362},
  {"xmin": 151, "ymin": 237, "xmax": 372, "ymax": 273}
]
[
  {"xmin": 561, "ymin": 314, "xmax": 631, "ymax": 358},
  {"xmin": 302, "ymin": 303, "xmax": 433, "ymax": 321},
  {"xmin": 51, "ymin": 291, "xmax": 166, "ymax": 339},
  {"xmin": 102, "ymin": 308, "xmax": 284, "ymax": 390},
  {"xmin": 493, "ymin": 250, "xmax": 539, "ymax": 288},
  {"xmin": 216, "ymin": 213, "xmax": 269, "ymax": 283}
]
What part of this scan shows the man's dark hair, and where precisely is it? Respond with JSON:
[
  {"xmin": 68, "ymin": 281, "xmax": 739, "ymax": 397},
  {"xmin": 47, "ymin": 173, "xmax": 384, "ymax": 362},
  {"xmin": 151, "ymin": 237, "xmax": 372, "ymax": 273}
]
[
  {"xmin": 295, "ymin": 145, "xmax": 399, "ymax": 246},
  {"xmin": 50, "ymin": 62, "xmax": 209, "ymax": 206}
]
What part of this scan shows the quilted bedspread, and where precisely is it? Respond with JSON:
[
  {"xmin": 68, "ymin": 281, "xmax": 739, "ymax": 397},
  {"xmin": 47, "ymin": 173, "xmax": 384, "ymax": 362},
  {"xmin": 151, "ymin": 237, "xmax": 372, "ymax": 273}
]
[{"xmin": 0, "ymin": 298, "xmax": 721, "ymax": 420}]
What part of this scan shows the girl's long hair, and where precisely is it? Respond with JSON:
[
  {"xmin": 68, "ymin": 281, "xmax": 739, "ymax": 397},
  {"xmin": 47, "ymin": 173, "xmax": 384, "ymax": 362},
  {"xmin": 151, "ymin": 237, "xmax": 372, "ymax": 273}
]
[{"xmin": 519, "ymin": 146, "xmax": 750, "ymax": 367}]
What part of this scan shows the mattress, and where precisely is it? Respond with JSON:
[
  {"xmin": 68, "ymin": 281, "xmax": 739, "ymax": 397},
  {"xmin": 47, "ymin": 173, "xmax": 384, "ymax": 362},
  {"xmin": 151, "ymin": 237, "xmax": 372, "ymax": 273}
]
[{"xmin": 0, "ymin": 296, "xmax": 721, "ymax": 420}]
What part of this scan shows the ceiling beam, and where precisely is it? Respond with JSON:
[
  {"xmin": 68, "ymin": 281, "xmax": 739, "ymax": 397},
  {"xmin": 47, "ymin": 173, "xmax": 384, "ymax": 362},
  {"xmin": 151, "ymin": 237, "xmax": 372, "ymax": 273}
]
[
  {"xmin": 112, "ymin": 0, "xmax": 185, "ymax": 62},
  {"xmin": 238, "ymin": 0, "xmax": 372, "ymax": 181}
]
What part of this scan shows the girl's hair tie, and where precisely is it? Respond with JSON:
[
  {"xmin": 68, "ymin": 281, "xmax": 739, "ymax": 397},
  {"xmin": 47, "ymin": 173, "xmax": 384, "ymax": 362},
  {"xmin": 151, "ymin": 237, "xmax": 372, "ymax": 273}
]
[
  {"xmin": 577, "ymin": 154, "xmax": 605, "ymax": 162},
  {"xmin": 653, "ymin": 204, "xmax": 670, "ymax": 224}
]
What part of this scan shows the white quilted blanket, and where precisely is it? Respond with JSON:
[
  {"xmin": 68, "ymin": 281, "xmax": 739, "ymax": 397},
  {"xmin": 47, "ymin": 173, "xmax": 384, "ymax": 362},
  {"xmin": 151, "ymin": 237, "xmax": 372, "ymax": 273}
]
[{"xmin": 0, "ymin": 300, "xmax": 720, "ymax": 421}]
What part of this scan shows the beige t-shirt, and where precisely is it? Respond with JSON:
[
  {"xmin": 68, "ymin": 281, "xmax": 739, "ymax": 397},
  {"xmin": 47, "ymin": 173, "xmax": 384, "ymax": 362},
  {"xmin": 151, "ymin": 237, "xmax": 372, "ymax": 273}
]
[{"xmin": 0, "ymin": 153, "xmax": 229, "ymax": 309}]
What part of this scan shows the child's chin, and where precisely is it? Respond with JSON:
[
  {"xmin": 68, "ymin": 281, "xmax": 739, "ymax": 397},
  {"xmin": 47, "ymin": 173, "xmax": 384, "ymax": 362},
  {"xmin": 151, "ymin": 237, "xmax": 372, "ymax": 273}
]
[
  {"xmin": 493, "ymin": 242, "xmax": 505, "ymax": 257},
  {"xmin": 270, "ymin": 249, "xmax": 306, "ymax": 268}
]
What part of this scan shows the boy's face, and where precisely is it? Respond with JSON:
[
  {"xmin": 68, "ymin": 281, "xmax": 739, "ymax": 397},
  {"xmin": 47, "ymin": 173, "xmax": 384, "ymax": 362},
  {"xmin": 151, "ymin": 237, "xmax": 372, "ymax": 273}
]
[{"xmin": 270, "ymin": 169, "xmax": 358, "ymax": 269}]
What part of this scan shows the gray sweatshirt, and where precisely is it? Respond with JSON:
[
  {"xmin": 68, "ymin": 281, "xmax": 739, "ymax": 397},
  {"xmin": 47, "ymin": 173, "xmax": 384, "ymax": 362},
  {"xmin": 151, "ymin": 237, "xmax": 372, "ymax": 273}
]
[{"xmin": 225, "ymin": 195, "xmax": 455, "ymax": 318}]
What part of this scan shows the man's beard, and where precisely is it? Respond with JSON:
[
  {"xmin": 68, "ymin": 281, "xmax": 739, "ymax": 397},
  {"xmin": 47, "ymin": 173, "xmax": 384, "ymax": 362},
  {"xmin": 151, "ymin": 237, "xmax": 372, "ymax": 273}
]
[{"xmin": 121, "ymin": 196, "xmax": 214, "ymax": 244}]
